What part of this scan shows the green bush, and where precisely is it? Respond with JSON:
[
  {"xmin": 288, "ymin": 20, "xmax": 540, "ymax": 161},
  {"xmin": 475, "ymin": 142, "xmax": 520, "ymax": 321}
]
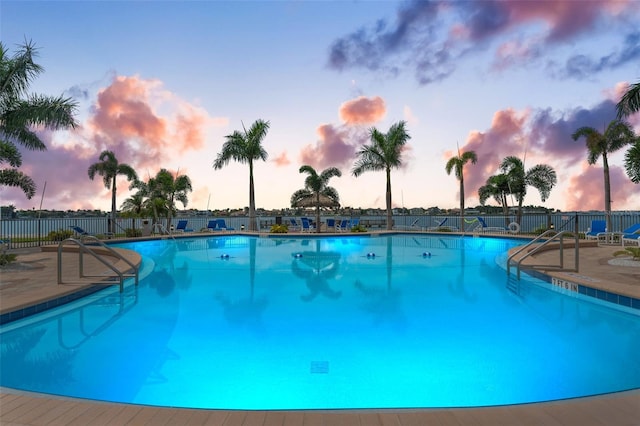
[
  {"xmin": 47, "ymin": 229, "xmax": 73, "ymax": 241},
  {"xmin": 125, "ymin": 228, "xmax": 142, "ymax": 237},
  {"xmin": 0, "ymin": 253, "xmax": 17, "ymax": 268},
  {"xmin": 350, "ymin": 224, "xmax": 368, "ymax": 233},
  {"xmin": 270, "ymin": 224, "xmax": 289, "ymax": 233}
]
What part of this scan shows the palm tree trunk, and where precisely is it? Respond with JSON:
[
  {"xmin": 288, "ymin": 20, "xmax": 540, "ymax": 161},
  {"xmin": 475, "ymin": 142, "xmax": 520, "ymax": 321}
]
[
  {"xmin": 111, "ymin": 179, "xmax": 117, "ymax": 235},
  {"xmin": 315, "ymin": 194, "xmax": 321, "ymax": 233},
  {"xmin": 386, "ymin": 168, "xmax": 392, "ymax": 230},
  {"xmin": 603, "ymin": 153, "xmax": 612, "ymax": 231},
  {"xmin": 459, "ymin": 177, "xmax": 465, "ymax": 232},
  {"xmin": 248, "ymin": 161, "xmax": 256, "ymax": 231}
]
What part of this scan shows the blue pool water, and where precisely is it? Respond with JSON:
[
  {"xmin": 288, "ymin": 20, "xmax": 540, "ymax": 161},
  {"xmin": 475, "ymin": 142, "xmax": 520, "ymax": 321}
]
[{"xmin": 1, "ymin": 234, "xmax": 639, "ymax": 409}]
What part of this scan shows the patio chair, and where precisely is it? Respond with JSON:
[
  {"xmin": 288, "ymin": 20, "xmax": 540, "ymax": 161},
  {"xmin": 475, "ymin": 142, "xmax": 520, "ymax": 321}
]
[
  {"xmin": 174, "ymin": 220, "xmax": 193, "ymax": 233},
  {"xmin": 336, "ymin": 219, "xmax": 350, "ymax": 232},
  {"xmin": 206, "ymin": 220, "xmax": 218, "ymax": 232},
  {"xmin": 615, "ymin": 224, "xmax": 640, "ymax": 246},
  {"xmin": 289, "ymin": 218, "xmax": 301, "ymax": 232},
  {"xmin": 69, "ymin": 225, "xmax": 92, "ymax": 236},
  {"xmin": 585, "ymin": 220, "xmax": 607, "ymax": 240},
  {"xmin": 325, "ymin": 218, "xmax": 336, "ymax": 232},
  {"xmin": 216, "ymin": 219, "xmax": 235, "ymax": 231},
  {"xmin": 301, "ymin": 217, "xmax": 315, "ymax": 233},
  {"xmin": 473, "ymin": 217, "xmax": 503, "ymax": 233}
]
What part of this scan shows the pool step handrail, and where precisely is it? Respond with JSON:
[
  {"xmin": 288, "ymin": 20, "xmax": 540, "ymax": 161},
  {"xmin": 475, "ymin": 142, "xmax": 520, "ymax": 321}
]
[
  {"xmin": 57, "ymin": 236, "xmax": 139, "ymax": 292},
  {"xmin": 507, "ymin": 230, "xmax": 578, "ymax": 280}
]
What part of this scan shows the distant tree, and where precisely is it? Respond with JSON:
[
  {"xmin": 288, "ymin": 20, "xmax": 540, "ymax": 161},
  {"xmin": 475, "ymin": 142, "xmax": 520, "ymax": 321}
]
[
  {"xmin": 0, "ymin": 40, "xmax": 77, "ymax": 198},
  {"xmin": 478, "ymin": 173, "xmax": 512, "ymax": 221},
  {"xmin": 499, "ymin": 156, "xmax": 557, "ymax": 225},
  {"xmin": 445, "ymin": 149, "xmax": 477, "ymax": 231},
  {"xmin": 291, "ymin": 165, "xmax": 341, "ymax": 233},
  {"xmin": 616, "ymin": 81, "xmax": 640, "ymax": 119},
  {"xmin": 120, "ymin": 192, "xmax": 146, "ymax": 217},
  {"xmin": 352, "ymin": 121, "xmax": 411, "ymax": 230},
  {"xmin": 572, "ymin": 120, "xmax": 636, "ymax": 231},
  {"xmin": 624, "ymin": 139, "xmax": 640, "ymax": 184},
  {"xmin": 88, "ymin": 150, "xmax": 137, "ymax": 234},
  {"xmin": 213, "ymin": 119, "xmax": 269, "ymax": 231}
]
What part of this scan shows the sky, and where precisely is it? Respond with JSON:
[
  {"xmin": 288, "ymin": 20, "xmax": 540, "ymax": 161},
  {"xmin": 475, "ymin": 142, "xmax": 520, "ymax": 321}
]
[{"xmin": 1, "ymin": 0, "xmax": 640, "ymax": 213}]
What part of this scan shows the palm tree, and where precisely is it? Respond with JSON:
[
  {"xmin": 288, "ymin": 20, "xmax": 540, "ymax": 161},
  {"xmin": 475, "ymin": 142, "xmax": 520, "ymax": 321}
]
[
  {"xmin": 572, "ymin": 120, "xmax": 636, "ymax": 231},
  {"xmin": 291, "ymin": 165, "xmax": 342, "ymax": 233},
  {"xmin": 616, "ymin": 81, "xmax": 640, "ymax": 119},
  {"xmin": 352, "ymin": 121, "xmax": 411, "ymax": 230},
  {"xmin": 499, "ymin": 156, "xmax": 557, "ymax": 225},
  {"xmin": 0, "ymin": 40, "xmax": 77, "ymax": 198},
  {"xmin": 88, "ymin": 150, "xmax": 137, "ymax": 234},
  {"xmin": 445, "ymin": 149, "xmax": 477, "ymax": 231},
  {"xmin": 624, "ymin": 139, "xmax": 640, "ymax": 184},
  {"xmin": 478, "ymin": 173, "xmax": 512, "ymax": 221},
  {"xmin": 213, "ymin": 119, "xmax": 270, "ymax": 231}
]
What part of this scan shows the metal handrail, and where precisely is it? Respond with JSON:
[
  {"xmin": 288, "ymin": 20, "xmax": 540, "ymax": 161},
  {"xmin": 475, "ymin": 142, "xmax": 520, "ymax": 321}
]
[
  {"xmin": 57, "ymin": 237, "xmax": 139, "ymax": 292},
  {"xmin": 507, "ymin": 230, "xmax": 578, "ymax": 280}
]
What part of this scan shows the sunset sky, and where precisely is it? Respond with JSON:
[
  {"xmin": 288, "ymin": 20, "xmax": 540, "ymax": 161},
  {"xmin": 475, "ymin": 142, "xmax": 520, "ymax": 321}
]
[{"xmin": 2, "ymin": 0, "xmax": 640, "ymax": 213}]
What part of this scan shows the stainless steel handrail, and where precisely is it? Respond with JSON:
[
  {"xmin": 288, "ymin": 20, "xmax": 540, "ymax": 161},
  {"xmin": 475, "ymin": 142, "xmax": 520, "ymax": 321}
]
[
  {"xmin": 507, "ymin": 230, "xmax": 578, "ymax": 280},
  {"xmin": 57, "ymin": 237, "xmax": 139, "ymax": 292}
]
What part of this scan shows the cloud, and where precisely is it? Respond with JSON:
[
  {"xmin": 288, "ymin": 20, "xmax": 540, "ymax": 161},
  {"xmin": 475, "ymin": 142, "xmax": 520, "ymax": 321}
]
[
  {"xmin": 272, "ymin": 151, "xmax": 291, "ymax": 167},
  {"xmin": 564, "ymin": 163, "xmax": 638, "ymax": 211},
  {"xmin": 5, "ymin": 74, "xmax": 227, "ymax": 210},
  {"xmin": 327, "ymin": 0, "xmax": 639, "ymax": 85},
  {"xmin": 339, "ymin": 96, "xmax": 386, "ymax": 124},
  {"xmin": 299, "ymin": 124, "xmax": 364, "ymax": 171}
]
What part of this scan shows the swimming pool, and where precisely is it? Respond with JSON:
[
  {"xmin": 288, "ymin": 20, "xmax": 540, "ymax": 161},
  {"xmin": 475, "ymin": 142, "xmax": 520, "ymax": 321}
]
[{"xmin": 1, "ymin": 234, "xmax": 639, "ymax": 409}]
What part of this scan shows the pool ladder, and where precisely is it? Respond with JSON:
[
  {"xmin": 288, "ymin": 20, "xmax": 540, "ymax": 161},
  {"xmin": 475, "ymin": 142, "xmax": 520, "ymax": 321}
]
[
  {"xmin": 506, "ymin": 230, "xmax": 579, "ymax": 280},
  {"xmin": 57, "ymin": 236, "xmax": 139, "ymax": 292}
]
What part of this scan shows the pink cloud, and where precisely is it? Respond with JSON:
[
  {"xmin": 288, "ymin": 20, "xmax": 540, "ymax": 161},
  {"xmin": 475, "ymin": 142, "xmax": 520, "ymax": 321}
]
[
  {"xmin": 272, "ymin": 151, "xmax": 291, "ymax": 167},
  {"xmin": 564, "ymin": 163, "xmax": 638, "ymax": 211},
  {"xmin": 299, "ymin": 124, "xmax": 364, "ymax": 171},
  {"xmin": 339, "ymin": 96, "xmax": 386, "ymax": 124}
]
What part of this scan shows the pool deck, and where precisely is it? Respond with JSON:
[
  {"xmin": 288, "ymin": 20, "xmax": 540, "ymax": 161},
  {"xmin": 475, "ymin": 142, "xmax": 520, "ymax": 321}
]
[{"xmin": 1, "ymin": 231, "xmax": 639, "ymax": 425}]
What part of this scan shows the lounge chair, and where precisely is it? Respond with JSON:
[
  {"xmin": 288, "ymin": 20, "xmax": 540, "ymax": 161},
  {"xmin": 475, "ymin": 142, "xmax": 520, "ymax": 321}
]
[
  {"xmin": 301, "ymin": 217, "xmax": 315, "ymax": 233},
  {"xmin": 206, "ymin": 220, "xmax": 218, "ymax": 232},
  {"xmin": 289, "ymin": 218, "xmax": 301, "ymax": 232},
  {"xmin": 428, "ymin": 218, "xmax": 458, "ymax": 232},
  {"xmin": 394, "ymin": 218, "xmax": 421, "ymax": 231},
  {"xmin": 69, "ymin": 225, "xmax": 92, "ymax": 236},
  {"xmin": 325, "ymin": 218, "xmax": 336, "ymax": 232},
  {"xmin": 216, "ymin": 219, "xmax": 235, "ymax": 231},
  {"xmin": 336, "ymin": 219, "xmax": 350, "ymax": 232},
  {"xmin": 613, "ymin": 223, "xmax": 640, "ymax": 246},
  {"xmin": 585, "ymin": 220, "xmax": 607, "ymax": 240},
  {"xmin": 623, "ymin": 234, "xmax": 640, "ymax": 246},
  {"xmin": 174, "ymin": 220, "xmax": 193, "ymax": 233},
  {"xmin": 473, "ymin": 217, "xmax": 504, "ymax": 233},
  {"xmin": 351, "ymin": 218, "xmax": 360, "ymax": 228}
]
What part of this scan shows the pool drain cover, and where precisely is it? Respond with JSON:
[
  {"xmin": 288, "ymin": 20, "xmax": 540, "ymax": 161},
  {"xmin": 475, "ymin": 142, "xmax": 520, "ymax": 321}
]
[{"xmin": 310, "ymin": 361, "xmax": 329, "ymax": 374}]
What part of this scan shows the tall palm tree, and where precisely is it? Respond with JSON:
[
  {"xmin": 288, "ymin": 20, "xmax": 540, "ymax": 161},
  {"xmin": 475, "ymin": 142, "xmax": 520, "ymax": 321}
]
[
  {"xmin": 624, "ymin": 139, "xmax": 640, "ymax": 184},
  {"xmin": 445, "ymin": 149, "xmax": 477, "ymax": 231},
  {"xmin": 291, "ymin": 165, "xmax": 342, "ymax": 233},
  {"xmin": 616, "ymin": 81, "xmax": 640, "ymax": 119},
  {"xmin": 499, "ymin": 156, "xmax": 557, "ymax": 225},
  {"xmin": 572, "ymin": 120, "xmax": 636, "ymax": 231},
  {"xmin": 352, "ymin": 121, "xmax": 411, "ymax": 230},
  {"xmin": 88, "ymin": 150, "xmax": 137, "ymax": 234},
  {"xmin": 478, "ymin": 173, "xmax": 512, "ymax": 221},
  {"xmin": 0, "ymin": 40, "xmax": 77, "ymax": 198},
  {"xmin": 213, "ymin": 119, "xmax": 269, "ymax": 231}
]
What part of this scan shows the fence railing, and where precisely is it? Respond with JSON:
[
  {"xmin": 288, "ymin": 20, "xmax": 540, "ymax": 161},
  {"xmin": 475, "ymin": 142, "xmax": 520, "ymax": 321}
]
[{"xmin": 2, "ymin": 212, "xmax": 639, "ymax": 250}]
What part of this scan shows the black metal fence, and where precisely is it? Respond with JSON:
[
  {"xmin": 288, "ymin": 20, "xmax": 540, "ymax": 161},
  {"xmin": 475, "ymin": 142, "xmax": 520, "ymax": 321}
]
[{"xmin": 2, "ymin": 212, "xmax": 639, "ymax": 250}]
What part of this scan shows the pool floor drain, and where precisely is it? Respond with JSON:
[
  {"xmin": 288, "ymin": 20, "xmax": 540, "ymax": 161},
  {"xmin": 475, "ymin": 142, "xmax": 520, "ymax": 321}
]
[{"xmin": 310, "ymin": 361, "xmax": 329, "ymax": 374}]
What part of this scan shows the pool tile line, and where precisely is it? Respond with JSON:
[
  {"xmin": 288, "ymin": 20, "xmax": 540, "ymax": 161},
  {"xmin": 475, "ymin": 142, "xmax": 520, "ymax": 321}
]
[{"xmin": 525, "ymin": 269, "xmax": 640, "ymax": 311}]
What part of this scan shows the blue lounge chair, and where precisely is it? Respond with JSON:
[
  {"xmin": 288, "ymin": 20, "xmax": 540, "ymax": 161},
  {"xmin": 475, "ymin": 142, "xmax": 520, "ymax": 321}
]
[
  {"xmin": 289, "ymin": 218, "xmax": 301, "ymax": 232},
  {"xmin": 326, "ymin": 218, "xmax": 336, "ymax": 231},
  {"xmin": 473, "ymin": 217, "xmax": 504, "ymax": 233},
  {"xmin": 69, "ymin": 225, "xmax": 91, "ymax": 236},
  {"xmin": 428, "ymin": 217, "xmax": 458, "ymax": 231},
  {"xmin": 206, "ymin": 220, "xmax": 218, "ymax": 232},
  {"xmin": 301, "ymin": 217, "xmax": 315, "ymax": 232},
  {"xmin": 174, "ymin": 220, "xmax": 193, "ymax": 233},
  {"xmin": 216, "ymin": 219, "xmax": 235, "ymax": 231},
  {"xmin": 337, "ymin": 219, "xmax": 350, "ymax": 232},
  {"xmin": 614, "ymin": 223, "xmax": 640, "ymax": 246},
  {"xmin": 585, "ymin": 220, "xmax": 607, "ymax": 240}
]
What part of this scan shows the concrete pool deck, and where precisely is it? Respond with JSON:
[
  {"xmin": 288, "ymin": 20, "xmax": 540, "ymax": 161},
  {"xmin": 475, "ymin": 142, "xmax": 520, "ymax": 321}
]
[{"xmin": 1, "ymin": 232, "xmax": 639, "ymax": 425}]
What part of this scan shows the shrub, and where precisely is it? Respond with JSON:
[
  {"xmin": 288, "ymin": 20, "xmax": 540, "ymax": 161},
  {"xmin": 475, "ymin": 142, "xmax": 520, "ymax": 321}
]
[
  {"xmin": 125, "ymin": 228, "xmax": 142, "ymax": 237},
  {"xmin": 270, "ymin": 224, "xmax": 289, "ymax": 233},
  {"xmin": 47, "ymin": 229, "xmax": 73, "ymax": 241},
  {"xmin": 0, "ymin": 253, "xmax": 17, "ymax": 268},
  {"xmin": 613, "ymin": 247, "xmax": 640, "ymax": 260},
  {"xmin": 350, "ymin": 224, "xmax": 368, "ymax": 233}
]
